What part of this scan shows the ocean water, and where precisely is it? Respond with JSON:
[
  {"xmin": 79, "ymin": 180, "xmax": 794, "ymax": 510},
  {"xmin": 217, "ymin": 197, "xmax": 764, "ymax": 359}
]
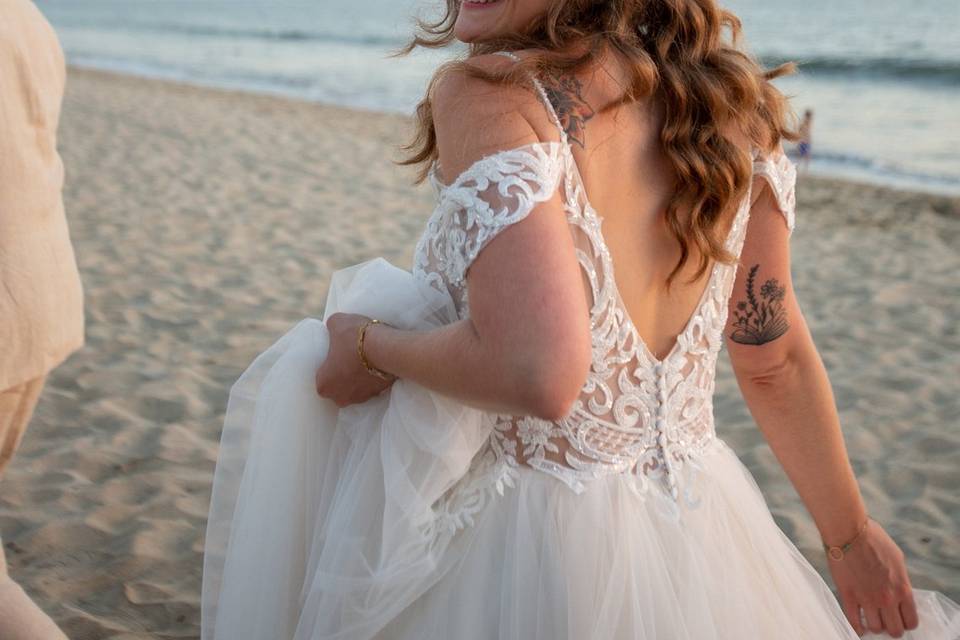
[{"xmin": 35, "ymin": 0, "xmax": 960, "ymax": 195}]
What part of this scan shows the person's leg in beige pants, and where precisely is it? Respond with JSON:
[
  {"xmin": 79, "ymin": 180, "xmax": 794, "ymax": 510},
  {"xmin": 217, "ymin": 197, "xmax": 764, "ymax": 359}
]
[{"xmin": 0, "ymin": 376, "xmax": 68, "ymax": 640}]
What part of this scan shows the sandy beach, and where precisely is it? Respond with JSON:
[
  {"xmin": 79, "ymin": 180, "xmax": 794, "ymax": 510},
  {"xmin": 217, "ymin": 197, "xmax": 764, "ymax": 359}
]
[{"xmin": 1, "ymin": 67, "xmax": 957, "ymax": 639}]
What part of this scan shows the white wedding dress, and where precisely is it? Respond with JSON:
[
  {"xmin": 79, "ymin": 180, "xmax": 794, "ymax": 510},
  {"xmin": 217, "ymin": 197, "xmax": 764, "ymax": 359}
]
[{"xmin": 201, "ymin": 51, "xmax": 960, "ymax": 639}]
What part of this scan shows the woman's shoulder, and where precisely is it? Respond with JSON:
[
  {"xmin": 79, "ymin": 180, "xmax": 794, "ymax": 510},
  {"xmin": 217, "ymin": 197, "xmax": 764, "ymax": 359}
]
[
  {"xmin": 452, "ymin": 47, "xmax": 543, "ymax": 74},
  {"xmin": 430, "ymin": 49, "xmax": 546, "ymax": 122},
  {"xmin": 430, "ymin": 51, "xmax": 565, "ymax": 174}
]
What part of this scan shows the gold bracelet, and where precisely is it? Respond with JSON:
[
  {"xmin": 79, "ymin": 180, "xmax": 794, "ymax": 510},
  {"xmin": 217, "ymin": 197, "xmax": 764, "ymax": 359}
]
[
  {"xmin": 356, "ymin": 318, "xmax": 396, "ymax": 381},
  {"xmin": 823, "ymin": 515, "xmax": 871, "ymax": 561}
]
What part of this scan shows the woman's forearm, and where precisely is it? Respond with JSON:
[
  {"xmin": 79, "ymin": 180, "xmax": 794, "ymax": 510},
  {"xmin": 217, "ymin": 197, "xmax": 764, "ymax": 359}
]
[
  {"xmin": 359, "ymin": 318, "xmax": 551, "ymax": 418},
  {"xmin": 733, "ymin": 331, "xmax": 869, "ymax": 546}
]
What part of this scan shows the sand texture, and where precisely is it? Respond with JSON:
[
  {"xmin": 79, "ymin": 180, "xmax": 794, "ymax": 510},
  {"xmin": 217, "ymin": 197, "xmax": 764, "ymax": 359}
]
[{"xmin": 0, "ymin": 68, "xmax": 957, "ymax": 638}]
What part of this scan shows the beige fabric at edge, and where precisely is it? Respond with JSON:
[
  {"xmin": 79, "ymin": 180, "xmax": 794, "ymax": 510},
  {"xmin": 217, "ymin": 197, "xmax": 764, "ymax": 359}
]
[
  {"xmin": 0, "ymin": 0, "xmax": 85, "ymax": 391},
  {"xmin": 0, "ymin": 374, "xmax": 45, "ymax": 477},
  {"xmin": 0, "ymin": 532, "xmax": 69, "ymax": 640}
]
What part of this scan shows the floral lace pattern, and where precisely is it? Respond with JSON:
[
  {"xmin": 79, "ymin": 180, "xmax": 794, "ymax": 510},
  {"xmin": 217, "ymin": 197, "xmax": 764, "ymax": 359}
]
[
  {"xmin": 412, "ymin": 51, "xmax": 799, "ymax": 547},
  {"xmin": 753, "ymin": 149, "xmax": 798, "ymax": 235},
  {"xmin": 412, "ymin": 142, "xmax": 566, "ymax": 316}
]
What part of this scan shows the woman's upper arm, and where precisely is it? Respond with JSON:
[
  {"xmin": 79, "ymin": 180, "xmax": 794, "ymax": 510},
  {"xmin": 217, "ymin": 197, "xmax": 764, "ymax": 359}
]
[
  {"xmin": 431, "ymin": 57, "xmax": 593, "ymax": 415},
  {"xmin": 725, "ymin": 148, "xmax": 807, "ymax": 379},
  {"xmin": 465, "ymin": 169, "xmax": 592, "ymax": 416}
]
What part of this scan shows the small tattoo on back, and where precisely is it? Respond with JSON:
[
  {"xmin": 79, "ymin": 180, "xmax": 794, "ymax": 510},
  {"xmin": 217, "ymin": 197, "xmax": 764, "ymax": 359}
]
[
  {"xmin": 730, "ymin": 264, "xmax": 789, "ymax": 345},
  {"xmin": 541, "ymin": 73, "xmax": 595, "ymax": 148}
]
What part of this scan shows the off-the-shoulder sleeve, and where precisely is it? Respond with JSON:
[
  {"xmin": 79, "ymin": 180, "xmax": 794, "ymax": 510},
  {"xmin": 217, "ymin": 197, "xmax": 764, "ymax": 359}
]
[
  {"xmin": 426, "ymin": 141, "xmax": 566, "ymax": 286},
  {"xmin": 752, "ymin": 150, "xmax": 798, "ymax": 236}
]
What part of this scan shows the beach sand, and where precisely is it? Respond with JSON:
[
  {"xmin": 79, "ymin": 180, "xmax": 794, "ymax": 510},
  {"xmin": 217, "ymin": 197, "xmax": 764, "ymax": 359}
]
[{"xmin": 1, "ymin": 68, "xmax": 957, "ymax": 639}]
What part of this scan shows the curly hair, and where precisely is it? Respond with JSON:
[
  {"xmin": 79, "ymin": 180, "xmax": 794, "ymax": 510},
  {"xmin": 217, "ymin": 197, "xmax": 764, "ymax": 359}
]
[{"xmin": 390, "ymin": 0, "xmax": 800, "ymax": 287}]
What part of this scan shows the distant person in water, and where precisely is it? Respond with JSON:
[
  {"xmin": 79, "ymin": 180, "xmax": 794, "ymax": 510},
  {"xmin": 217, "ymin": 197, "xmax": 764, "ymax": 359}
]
[
  {"xmin": 0, "ymin": 0, "xmax": 84, "ymax": 637},
  {"xmin": 797, "ymin": 108, "xmax": 813, "ymax": 172}
]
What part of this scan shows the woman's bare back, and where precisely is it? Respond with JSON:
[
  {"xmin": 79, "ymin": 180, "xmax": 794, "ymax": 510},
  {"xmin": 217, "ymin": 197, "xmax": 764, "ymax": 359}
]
[{"xmin": 533, "ymin": 48, "xmax": 743, "ymax": 360}]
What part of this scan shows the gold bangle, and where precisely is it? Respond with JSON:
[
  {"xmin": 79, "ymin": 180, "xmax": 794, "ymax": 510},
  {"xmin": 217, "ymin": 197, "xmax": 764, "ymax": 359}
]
[
  {"xmin": 356, "ymin": 318, "xmax": 395, "ymax": 381},
  {"xmin": 823, "ymin": 515, "xmax": 871, "ymax": 561}
]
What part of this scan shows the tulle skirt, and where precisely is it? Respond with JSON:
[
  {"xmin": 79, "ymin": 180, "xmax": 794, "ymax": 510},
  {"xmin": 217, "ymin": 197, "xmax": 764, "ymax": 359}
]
[
  {"xmin": 201, "ymin": 257, "xmax": 960, "ymax": 640},
  {"xmin": 378, "ymin": 441, "xmax": 960, "ymax": 640}
]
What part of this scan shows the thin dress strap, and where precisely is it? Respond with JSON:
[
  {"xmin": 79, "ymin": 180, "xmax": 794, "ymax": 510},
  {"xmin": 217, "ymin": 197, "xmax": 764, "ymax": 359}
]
[{"xmin": 492, "ymin": 50, "xmax": 570, "ymax": 148}]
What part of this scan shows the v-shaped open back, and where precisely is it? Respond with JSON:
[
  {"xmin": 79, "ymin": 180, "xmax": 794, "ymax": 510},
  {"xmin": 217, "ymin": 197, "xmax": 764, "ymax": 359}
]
[{"xmin": 492, "ymin": 50, "xmax": 751, "ymax": 368}]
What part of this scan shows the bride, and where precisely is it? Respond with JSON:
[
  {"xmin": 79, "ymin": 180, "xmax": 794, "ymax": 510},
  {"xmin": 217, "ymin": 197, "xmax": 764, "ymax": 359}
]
[{"xmin": 201, "ymin": 0, "xmax": 960, "ymax": 638}]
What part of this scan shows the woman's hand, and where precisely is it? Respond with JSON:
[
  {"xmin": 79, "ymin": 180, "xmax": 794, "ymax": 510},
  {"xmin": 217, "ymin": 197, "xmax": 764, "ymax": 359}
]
[
  {"xmin": 315, "ymin": 312, "xmax": 396, "ymax": 407},
  {"xmin": 827, "ymin": 518, "xmax": 920, "ymax": 638}
]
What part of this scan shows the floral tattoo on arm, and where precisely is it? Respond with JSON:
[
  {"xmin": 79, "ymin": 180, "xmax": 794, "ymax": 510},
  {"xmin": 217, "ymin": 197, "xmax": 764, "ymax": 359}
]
[
  {"xmin": 730, "ymin": 264, "xmax": 789, "ymax": 345},
  {"xmin": 540, "ymin": 72, "xmax": 595, "ymax": 148}
]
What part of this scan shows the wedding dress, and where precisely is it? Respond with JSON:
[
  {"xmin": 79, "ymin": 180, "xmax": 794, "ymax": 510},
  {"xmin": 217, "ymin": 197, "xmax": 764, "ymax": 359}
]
[{"xmin": 201, "ymin": 50, "xmax": 960, "ymax": 639}]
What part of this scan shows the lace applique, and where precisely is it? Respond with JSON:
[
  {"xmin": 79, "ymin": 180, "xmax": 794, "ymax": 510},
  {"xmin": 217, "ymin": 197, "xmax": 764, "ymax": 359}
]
[
  {"xmin": 516, "ymin": 416, "xmax": 565, "ymax": 460},
  {"xmin": 420, "ymin": 416, "xmax": 522, "ymax": 549},
  {"xmin": 753, "ymin": 151, "xmax": 798, "ymax": 235},
  {"xmin": 412, "ymin": 142, "xmax": 565, "ymax": 316}
]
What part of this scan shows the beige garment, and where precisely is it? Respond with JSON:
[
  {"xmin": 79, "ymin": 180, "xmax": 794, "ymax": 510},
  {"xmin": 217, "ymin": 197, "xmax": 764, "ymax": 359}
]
[
  {"xmin": 0, "ymin": 374, "xmax": 45, "ymax": 477},
  {"xmin": 0, "ymin": 375, "xmax": 64, "ymax": 637},
  {"xmin": 0, "ymin": 0, "xmax": 85, "ymax": 391},
  {"xmin": 0, "ymin": 532, "xmax": 68, "ymax": 640}
]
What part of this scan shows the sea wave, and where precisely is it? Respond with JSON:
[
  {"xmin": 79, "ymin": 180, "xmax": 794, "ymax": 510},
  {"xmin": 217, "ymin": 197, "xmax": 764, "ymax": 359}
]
[
  {"xmin": 62, "ymin": 16, "xmax": 960, "ymax": 87},
  {"xmin": 760, "ymin": 54, "xmax": 960, "ymax": 85},
  {"xmin": 785, "ymin": 145, "xmax": 960, "ymax": 195},
  {"xmin": 93, "ymin": 21, "xmax": 407, "ymax": 49},
  {"xmin": 83, "ymin": 22, "xmax": 960, "ymax": 87}
]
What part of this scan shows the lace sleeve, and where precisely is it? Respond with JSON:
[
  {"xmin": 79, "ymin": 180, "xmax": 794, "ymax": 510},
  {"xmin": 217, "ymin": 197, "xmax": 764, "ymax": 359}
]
[
  {"xmin": 752, "ymin": 150, "xmax": 798, "ymax": 236},
  {"xmin": 427, "ymin": 141, "xmax": 566, "ymax": 287}
]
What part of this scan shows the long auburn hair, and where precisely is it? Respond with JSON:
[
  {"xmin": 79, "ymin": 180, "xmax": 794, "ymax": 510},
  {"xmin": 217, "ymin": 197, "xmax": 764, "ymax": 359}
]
[{"xmin": 389, "ymin": 0, "xmax": 799, "ymax": 287}]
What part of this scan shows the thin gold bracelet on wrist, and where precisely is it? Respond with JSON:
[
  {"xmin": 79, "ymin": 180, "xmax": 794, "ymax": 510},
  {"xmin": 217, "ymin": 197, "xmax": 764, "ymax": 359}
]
[
  {"xmin": 356, "ymin": 318, "xmax": 396, "ymax": 381},
  {"xmin": 822, "ymin": 515, "xmax": 871, "ymax": 561}
]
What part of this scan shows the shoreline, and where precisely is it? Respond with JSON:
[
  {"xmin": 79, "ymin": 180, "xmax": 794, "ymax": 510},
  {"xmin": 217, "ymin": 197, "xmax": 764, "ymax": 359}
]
[
  {"xmin": 66, "ymin": 62, "xmax": 412, "ymax": 120},
  {"xmin": 0, "ymin": 64, "xmax": 955, "ymax": 638},
  {"xmin": 66, "ymin": 64, "xmax": 960, "ymax": 201}
]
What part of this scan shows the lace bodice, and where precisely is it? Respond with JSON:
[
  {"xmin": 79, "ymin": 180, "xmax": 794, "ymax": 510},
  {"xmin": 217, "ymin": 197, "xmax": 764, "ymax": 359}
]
[{"xmin": 412, "ymin": 51, "xmax": 798, "ymax": 540}]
